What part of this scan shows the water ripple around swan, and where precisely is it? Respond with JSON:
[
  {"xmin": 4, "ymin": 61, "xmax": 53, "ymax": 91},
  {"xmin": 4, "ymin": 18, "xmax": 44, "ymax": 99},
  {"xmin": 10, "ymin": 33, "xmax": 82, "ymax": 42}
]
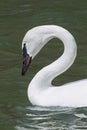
[{"xmin": 15, "ymin": 106, "xmax": 87, "ymax": 130}]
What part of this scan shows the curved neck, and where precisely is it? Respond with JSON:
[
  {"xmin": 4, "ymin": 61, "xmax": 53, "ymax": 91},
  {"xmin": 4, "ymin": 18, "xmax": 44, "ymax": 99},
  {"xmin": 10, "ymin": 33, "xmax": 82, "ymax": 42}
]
[{"xmin": 30, "ymin": 26, "xmax": 77, "ymax": 87}]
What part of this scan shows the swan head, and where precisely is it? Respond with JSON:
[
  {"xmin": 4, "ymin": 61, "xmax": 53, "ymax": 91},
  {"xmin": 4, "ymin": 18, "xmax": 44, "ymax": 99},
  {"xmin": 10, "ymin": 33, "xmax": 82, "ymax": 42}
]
[
  {"xmin": 21, "ymin": 28, "xmax": 47, "ymax": 75},
  {"xmin": 21, "ymin": 43, "xmax": 32, "ymax": 75}
]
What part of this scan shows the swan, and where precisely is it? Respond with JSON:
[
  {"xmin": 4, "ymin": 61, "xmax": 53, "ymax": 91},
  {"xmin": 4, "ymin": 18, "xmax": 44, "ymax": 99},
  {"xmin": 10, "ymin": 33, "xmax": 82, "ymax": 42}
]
[{"xmin": 21, "ymin": 25, "xmax": 87, "ymax": 107}]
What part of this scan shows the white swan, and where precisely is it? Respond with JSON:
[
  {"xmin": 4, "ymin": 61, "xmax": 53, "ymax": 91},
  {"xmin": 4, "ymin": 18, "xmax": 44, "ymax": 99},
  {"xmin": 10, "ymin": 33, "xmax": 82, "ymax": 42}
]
[{"xmin": 21, "ymin": 25, "xmax": 87, "ymax": 107}]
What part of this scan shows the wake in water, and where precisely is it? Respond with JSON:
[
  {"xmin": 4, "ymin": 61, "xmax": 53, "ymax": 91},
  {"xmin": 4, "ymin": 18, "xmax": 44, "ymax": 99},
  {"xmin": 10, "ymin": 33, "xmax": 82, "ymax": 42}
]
[{"xmin": 15, "ymin": 106, "xmax": 87, "ymax": 130}]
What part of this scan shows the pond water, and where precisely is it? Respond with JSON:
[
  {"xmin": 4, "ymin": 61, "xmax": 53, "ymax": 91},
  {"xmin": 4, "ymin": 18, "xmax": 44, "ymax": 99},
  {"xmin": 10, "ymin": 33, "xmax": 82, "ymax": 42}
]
[{"xmin": 0, "ymin": 0, "xmax": 87, "ymax": 129}]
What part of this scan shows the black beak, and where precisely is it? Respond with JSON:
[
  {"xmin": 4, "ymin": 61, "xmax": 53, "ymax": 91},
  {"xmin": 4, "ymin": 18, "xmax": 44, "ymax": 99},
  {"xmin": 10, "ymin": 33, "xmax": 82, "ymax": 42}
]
[{"xmin": 22, "ymin": 54, "xmax": 32, "ymax": 75}]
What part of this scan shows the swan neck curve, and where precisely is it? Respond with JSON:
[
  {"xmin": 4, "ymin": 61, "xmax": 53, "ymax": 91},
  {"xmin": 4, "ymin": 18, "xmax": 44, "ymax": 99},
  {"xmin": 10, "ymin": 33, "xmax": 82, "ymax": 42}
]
[{"xmin": 29, "ymin": 25, "xmax": 77, "ymax": 88}]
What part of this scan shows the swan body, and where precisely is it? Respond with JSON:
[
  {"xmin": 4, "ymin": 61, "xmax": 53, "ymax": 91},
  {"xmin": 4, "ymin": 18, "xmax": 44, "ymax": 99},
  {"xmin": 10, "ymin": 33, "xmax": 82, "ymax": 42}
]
[{"xmin": 22, "ymin": 25, "xmax": 87, "ymax": 107}]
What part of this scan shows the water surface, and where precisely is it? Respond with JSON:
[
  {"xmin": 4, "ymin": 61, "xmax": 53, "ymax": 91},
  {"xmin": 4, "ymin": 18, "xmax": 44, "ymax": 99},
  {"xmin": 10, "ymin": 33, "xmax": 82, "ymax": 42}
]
[{"xmin": 0, "ymin": 0, "xmax": 87, "ymax": 129}]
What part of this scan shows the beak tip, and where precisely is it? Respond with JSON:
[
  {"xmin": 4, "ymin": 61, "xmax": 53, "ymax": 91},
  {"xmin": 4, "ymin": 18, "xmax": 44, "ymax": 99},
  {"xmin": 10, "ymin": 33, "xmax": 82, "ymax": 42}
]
[{"xmin": 21, "ymin": 71, "xmax": 25, "ymax": 76}]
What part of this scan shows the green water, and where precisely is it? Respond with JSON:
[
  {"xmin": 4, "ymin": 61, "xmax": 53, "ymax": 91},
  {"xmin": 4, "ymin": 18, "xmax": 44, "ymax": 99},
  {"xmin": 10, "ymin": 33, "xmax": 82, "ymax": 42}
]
[{"xmin": 0, "ymin": 0, "xmax": 87, "ymax": 129}]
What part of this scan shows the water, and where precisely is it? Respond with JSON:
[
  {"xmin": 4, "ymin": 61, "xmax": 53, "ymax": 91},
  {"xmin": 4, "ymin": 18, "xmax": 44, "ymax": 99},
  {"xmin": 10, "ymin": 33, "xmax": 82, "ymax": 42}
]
[
  {"xmin": 0, "ymin": 0, "xmax": 87, "ymax": 129},
  {"xmin": 15, "ymin": 106, "xmax": 87, "ymax": 130}
]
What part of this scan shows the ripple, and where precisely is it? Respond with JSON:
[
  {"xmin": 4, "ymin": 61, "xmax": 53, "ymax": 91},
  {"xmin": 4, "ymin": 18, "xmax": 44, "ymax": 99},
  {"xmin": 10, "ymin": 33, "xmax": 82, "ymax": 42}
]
[
  {"xmin": 26, "ymin": 105, "xmax": 74, "ymax": 112},
  {"xmin": 15, "ymin": 106, "xmax": 87, "ymax": 130}
]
